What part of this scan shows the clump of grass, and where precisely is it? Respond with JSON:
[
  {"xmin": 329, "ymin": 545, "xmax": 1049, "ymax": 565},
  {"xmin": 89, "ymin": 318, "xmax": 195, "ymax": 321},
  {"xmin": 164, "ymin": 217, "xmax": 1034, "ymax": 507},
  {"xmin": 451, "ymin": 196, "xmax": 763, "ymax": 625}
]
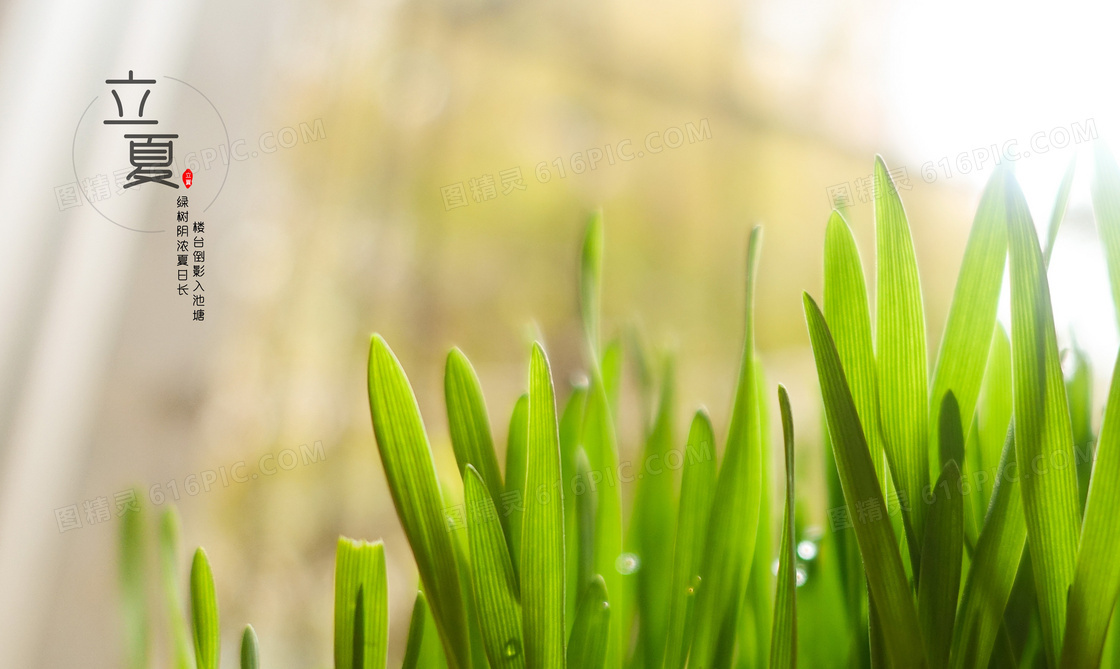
[{"xmin": 124, "ymin": 147, "xmax": 1120, "ymax": 668}]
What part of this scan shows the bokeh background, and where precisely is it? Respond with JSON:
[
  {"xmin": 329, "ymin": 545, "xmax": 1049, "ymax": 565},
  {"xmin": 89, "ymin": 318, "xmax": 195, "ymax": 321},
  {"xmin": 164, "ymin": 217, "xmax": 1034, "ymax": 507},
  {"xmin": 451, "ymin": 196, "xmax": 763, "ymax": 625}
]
[{"xmin": 2, "ymin": 0, "xmax": 1119, "ymax": 666}]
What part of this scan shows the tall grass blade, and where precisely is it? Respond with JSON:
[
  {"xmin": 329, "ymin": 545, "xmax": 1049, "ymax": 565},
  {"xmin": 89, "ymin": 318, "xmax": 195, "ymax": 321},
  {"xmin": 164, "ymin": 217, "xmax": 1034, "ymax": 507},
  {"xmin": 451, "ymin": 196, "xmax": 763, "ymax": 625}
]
[
  {"xmin": 949, "ymin": 429, "xmax": 1026, "ymax": 669},
  {"xmin": 769, "ymin": 385, "xmax": 797, "ymax": 669},
  {"xmin": 158, "ymin": 508, "xmax": 193, "ymax": 669},
  {"xmin": 689, "ymin": 227, "xmax": 764, "ymax": 669},
  {"xmin": 523, "ymin": 343, "xmax": 566, "ymax": 669},
  {"xmin": 917, "ymin": 461, "xmax": 963, "ymax": 669},
  {"xmin": 929, "ymin": 167, "xmax": 1009, "ymax": 481},
  {"xmin": 662, "ymin": 410, "xmax": 716, "ymax": 669},
  {"xmin": 631, "ymin": 355, "xmax": 677, "ymax": 669},
  {"xmin": 1043, "ymin": 155, "xmax": 1077, "ymax": 266},
  {"xmin": 803, "ymin": 292, "xmax": 926, "ymax": 667},
  {"xmin": 190, "ymin": 548, "xmax": 220, "ymax": 669},
  {"xmin": 1006, "ymin": 171, "xmax": 1081, "ymax": 666},
  {"xmin": 567, "ymin": 576, "xmax": 610, "ymax": 669},
  {"xmin": 446, "ymin": 348, "xmax": 507, "ymax": 537},
  {"xmin": 333, "ymin": 538, "xmax": 388, "ymax": 669},
  {"xmin": 573, "ymin": 447, "xmax": 597, "ymax": 598},
  {"xmin": 873, "ymin": 156, "xmax": 930, "ymax": 570},
  {"xmin": 403, "ymin": 591, "xmax": 449, "ymax": 669},
  {"xmin": 1091, "ymin": 144, "xmax": 1120, "ymax": 329},
  {"xmin": 119, "ymin": 490, "xmax": 148, "ymax": 669},
  {"xmin": 240, "ymin": 625, "xmax": 259, "ymax": 669},
  {"xmin": 367, "ymin": 334, "xmax": 470, "ymax": 668},
  {"xmin": 1061, "ymin": 350, "xmax": 1120, "ymax": 666},
  {"xmin": 464, "ymin": 464, "xmax": 526, "ymax": 668},
  {"xmin": 1065, "ymin": 344, "xmax": 1094, "ymax": 513},
  {"xmin": 506, "ymin": 393, "xmax": 530, "ymax": 570},
  {"xmin": 560, "ymin": 384, "xmax": 588, "ymax": 629}
]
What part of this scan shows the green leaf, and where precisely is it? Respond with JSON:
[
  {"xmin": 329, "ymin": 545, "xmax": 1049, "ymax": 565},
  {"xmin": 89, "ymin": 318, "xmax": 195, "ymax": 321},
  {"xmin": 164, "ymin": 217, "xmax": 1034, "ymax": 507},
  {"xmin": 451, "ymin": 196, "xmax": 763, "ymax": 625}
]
[
  {"xmin": 567, "ymin": 576, "xmax": 611, "ymax": 669},
  {"xmin": 190, "ymin": 548, "xmax": 220, "ymax": 669},
  {"xmin": 631, "ymin": 355, "xmax": 677, "ymax": 669},
  {"xmin": 803, "ymin": 292, "xmax": 926, "ymax": 668},
  {"xmin": 874, "ymin": 155, "xmax": 930, "ymax": 572},
  {"xmin": 917, "ymin": 461, "xmax": 963, "ymax": 669},
  {"xmin": 464, "ymin": 464, "xmax": 526, "ymax": 668},
  {"xmin": 601, "ymin": 338, "xmax": 623, "ymax": 415},
  {"xmin": 1043, "ymin": 155, "xmax": 1077, "ymax": 266},
  {"xmin": 1065, "ymin": 344, "xmax": 1095, "ymax": 514},
  {"xmin": 446, "ymin": 348, "xmax": 507, "ymax": 537},
  {"xmin": 663, "ymin": 410, "xmax": 717, "ymax": 669},
  {"xmin": 743, "ymin": 357, "xmax": 774, "ymax": 669},
  {"xmin": 929, "ymin": 166, "xmax": 1009, "ymax": 482},
  {"xmin": 403, "ymin": 591, "xmax": 449, "ymax": 669},
  {"xmin": 523, "ymin": 343, "xmax": 566, "ymax": 669},
  {"xmin": 688, "ymin": 228, "xmax": 764, "ymax": 669},
  {"xmin": 367, "ymin": 334, "xmax": 471, "ymax": 669},
  {"xmin": 1061, "ymin": 349, "xmax": 1120, "ymax": 666},
  {"xmin": 119, "ymin": 490, "xmax": 148, "ymax": 669},
  {"xmin": 769, "ymin": 385, "xmax": 797, "ymax": 669},
  {"xmin": 949, "ymin": 429, "xmax": 1026, "ymax": 669},
  {"xmin": 580, "ymin": 373, "xmax": 624, "ymax": 668},
  {"xmin": 158, "ymin": 508, "xmax": 193, "ymax": 669},
  {"xmin": 977, "ymin": 325, "xmax": 1013, "ymax": 509},
  {"xmin": 506, "ymin": 393, "xmax": 530, "ymax": 570},
  {"xmin": 1006, "ymin": 171, "xmax": 1081, "ymax": 666},
  {"xmin": 1093, "ymin": 144, "xmax": 1120, "ymax": 330},
  {"xmin": 333, "ymin": 537, "xmax": 388, "ymax": 669},
  {"xmin": 240, "ymin": 625, "xmax": 259, "ymax": 669},
  {"xmin": 581, "ymin": 211, "xmax": 604, "ymax": 358},
  {"xmin": 560, "ymin": 385, "xmax": 588, "ymax": 629},
  {"xmin": 573, "ymin": 447, "xmax": 597, "ymax": 599}
]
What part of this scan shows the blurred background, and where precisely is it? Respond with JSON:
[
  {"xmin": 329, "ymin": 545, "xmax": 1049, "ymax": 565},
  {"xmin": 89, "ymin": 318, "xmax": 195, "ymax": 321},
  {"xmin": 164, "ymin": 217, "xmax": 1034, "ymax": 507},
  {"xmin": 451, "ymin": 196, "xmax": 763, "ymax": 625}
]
[{"xmin": 1, "ymin": 0, "xmax": 1119, "ymax": 666}]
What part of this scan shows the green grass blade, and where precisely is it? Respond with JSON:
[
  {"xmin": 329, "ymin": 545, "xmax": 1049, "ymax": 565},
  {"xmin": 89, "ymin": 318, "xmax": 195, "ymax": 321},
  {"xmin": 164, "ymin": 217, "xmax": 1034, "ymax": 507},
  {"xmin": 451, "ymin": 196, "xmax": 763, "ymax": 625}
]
[
  {"xmin": 631, "ymin": 355, "xmax": 677, "ymax": 669},
  {"xmin": 689, "ymin": 227, "xmax": 764, "ymax": 669},
  {"xmin": 917, "ymin": 461, "xmax": 963, "ymax": 669},
  {"xmin": 506, "ymin": 393, "xmax": 530, "ymax": 570},
  {"xmin": 1006, "ymin": 172, "xmax": 1081, "ymax": 666},
  {"xmin": 567, "ymin": 576, "xmax": 610, "ymax": 669},
  {"xmin": 367, "ymin": 334, "xmax": 470, "ymax": 669},
  {"xmin": 1061, "ymin": 350, "xmax": 1120, "ymax": 666},
  {"xmin": 662, "ymin": 410, "xmax": 717, "ymax": 669},
  {"xmin": 1091, "ymin": 144, "xmax": 1120, "ymax": 330},
  {"xmin": 949, "ymin": 429, "xmax": 1026, "ymax": 669},
  {"xmin": 158, "ymin": 508, "xmax": 193, "ymax": 669},
  {"xmin": 464, "ymin": 464, "xmax": 526, "ymax": 668},
  {"xmin": 573, "ymin": 447, "xmax": 597, "ymax": 597},
  {"xmin": 581, "ymin": 210, "xmax": 604, "ymax": 358},
  {"xmin": 403, "ymin": 591, "xmax": 449, "ymax": 669},
  {"xmin": 977, "ymin": 325, "xmax": 1013, "ymax": 507},
  {"xmin": 823, "ymin": 210, "xmax": 887, "ymax": 493},
  {"xmin": 446, "ymin": 348, "xmax": 507, "ymax": 533},
  {"xmin": 523, "ymin": 343, "xmax": 566, "ymax": 669},
  {"xmin": 240, "ymin": 625, "xmax": 259, "ymax": 669},
  {"xmin": 874, "ymin": 155, "xmax": 930, "ymax": 572},
  {"xmin": 601, "ymin": 338, "xmax": 623, "ymax": 415},
  {"xmin": 803, "ymin": 292, "xmax": 926, "ymax": 667},
  {"xmin": 743, "ymin": 357, "xmax": 773, "ymax": 669},
  {"xmin": 580, "ymin": 373, "xmax": 624, "ymax": 667},
  {"xmin": 929, "ymin": 167, "xmax": 1009, "ymax": 481},
  {"xmin": 1043, "ymin": 155, "xmax": 1077, "ymax": 266},
  {"xmin": 560, "ymin": 385, "xmax": 588, "ymax": 629},
  {"xmin": 333, "ymin": 538, "xmax": 388, "ymax": 669},
  {"xmin": 119, "ymin": 490, "xmax": 148, "ymax": 669},
  {"xmin": 190, "ymin": 548, "xmax": 220, "ymax": 669},
  {"xmin": 769, "ymin": 385, "xmax": 797, "ymax": 669},
  {"xmin": 1066, "ymin": 344, "xmax": 1094, "ymax": 514}
]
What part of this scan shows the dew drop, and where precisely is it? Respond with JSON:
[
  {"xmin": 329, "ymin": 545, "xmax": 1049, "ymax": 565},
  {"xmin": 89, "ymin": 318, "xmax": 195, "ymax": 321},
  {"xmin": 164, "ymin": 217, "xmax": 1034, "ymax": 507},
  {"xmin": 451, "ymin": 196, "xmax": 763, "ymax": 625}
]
[
  {"xmin": 796, "ymin": 540, "xmax": 819, "ymax": 561},
  {"xmin": 615, "ymin": 552, "xmax": 641, "ymax": 575},
  {"xmin": 503, "ymin": 639, "xmax": 521, "ymax": 658},
  {"xmin": 686, "ymin": 574, "xmax": 701, "ymax": 595},
  {"xmin": 770, "ymin": 558, "xmax": 781, "ymax": 576},
  {"xmin": 795, "ymin": 564, "xmax": 808, "ymax": 587}
]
